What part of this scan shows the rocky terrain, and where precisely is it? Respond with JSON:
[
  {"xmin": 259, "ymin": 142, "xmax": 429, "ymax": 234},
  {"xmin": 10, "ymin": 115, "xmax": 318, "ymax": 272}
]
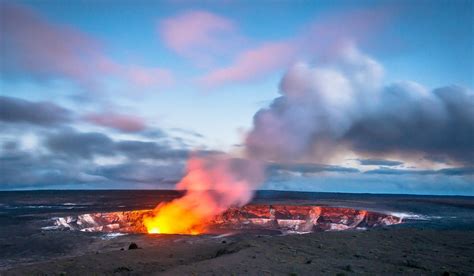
[
  {"xmin": 4, "ymin": 228, "xmax": 473, "ymax": 275},
  {"xmin": 50, "ymin": 204, "xmax": 401, "ymax": 234},
  {"xmin": 2, "ymin": 192, "xmax": 472, "ymax": 274}
]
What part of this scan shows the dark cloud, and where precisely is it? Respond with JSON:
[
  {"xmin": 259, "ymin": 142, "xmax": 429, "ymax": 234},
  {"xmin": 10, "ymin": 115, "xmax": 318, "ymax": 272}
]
[
  {"xmin": 423, "ymin": 155, "xmax": 452, "ymax": 164},
  {"xmin": 268, "ymin": 162, "xmax": 359, "ymax": 174},
  {"xmin": 141, "ymin": 128, "xmax": 168, "ymax": 138},
  {"xmin": 44, "ymin": 129, "xmax": 192, "ymax": 160},
  {"xmin": 365, "ymin": 167, "xmax": 474, "ymax": 176},
  {"xmin": 2, "ymin": 141, "xmax": 18, "ymax": 151},
  {"xmin": 1, "ymin": 131, "xmax": 189, "ymax": 188},
  {"xmin": 0, "ymin": 149, "xmax": 105, "ymax": 188},
  {"xmin": 93, "ymin": 162, "xmax": 184, "ymax": 184},
  {"xmin": 0, "ymin": 95, "xmax": 194, "ymax": 185},
  {"xmin": 345, "ymin": 85, "xmax": 474, "ymax": 165},
  {"xmin": 0, "ymin": 96, "xmax": 72, "ymax": 126},
  {"xmin": 436, "ymin": 167, "xmax": 474, "ymax": 176},
  {"xmin": 46, "ymin": 130, "xmax": 115, "ymax": 158},
  {"xmin": 357, "ymin": 159, "xmax": 403, "ymax": 166},
  {"xmin": 0, "ymin": 123, "xmax": 230, "ymax": 188},
  {"xmin": 116, "ymin": 140, "xmax": 189, "ymax": 160}
]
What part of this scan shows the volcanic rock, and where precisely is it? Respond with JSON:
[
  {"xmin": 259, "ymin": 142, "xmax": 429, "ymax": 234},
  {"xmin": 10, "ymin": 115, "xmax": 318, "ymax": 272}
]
[
  {"xmin": 128, "ymin": 243, "xmax": 138, "ymax": 250},
  {"xmin": 49, "ymin": 204, "xmax": 402, "ymax": 234}
]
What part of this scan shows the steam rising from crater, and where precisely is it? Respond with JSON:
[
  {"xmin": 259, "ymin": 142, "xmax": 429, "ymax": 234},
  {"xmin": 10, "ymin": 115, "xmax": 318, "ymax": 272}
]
[
  {"xmin": 144, "ymin": 155, "xmax": 264, "ymax": 234},
  {"xmin": 247, "ymin": 45, "xmax": 474, "ymax": 164},
  {"xmin": 145, "ymin": 44, "xmax": 473, "ymax": 234}
]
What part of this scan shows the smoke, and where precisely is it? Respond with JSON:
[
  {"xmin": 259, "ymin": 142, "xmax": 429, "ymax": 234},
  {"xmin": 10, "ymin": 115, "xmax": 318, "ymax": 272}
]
[
  {"xmin": 246, "ymin": 44, "xmax": 474, "ymax": 165},
  {"xmin": 246, "ymin": 45, "xmax": 383, "ymax": 161},
  {"xmin": 144, "ymin": 154, "xmax": 264, "ymax": 234},
  {"xmin": 146, "ymin": 44, "xmax": 473, "ymax": 233}
]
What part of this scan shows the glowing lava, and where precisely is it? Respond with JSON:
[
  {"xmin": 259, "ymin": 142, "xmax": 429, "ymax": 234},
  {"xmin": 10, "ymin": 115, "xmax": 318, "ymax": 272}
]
[
  {"xmin": 142, "ymin": 155, "xmax": 264, "ymax": 235},
  {"xmin": 143, "ymin": 199, "xmax": 208, "ymax": 235}
]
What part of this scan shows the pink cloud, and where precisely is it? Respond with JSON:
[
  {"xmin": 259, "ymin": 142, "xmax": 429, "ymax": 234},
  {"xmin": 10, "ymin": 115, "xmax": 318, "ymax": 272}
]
[
  {"xmin": 198, "ymin": 7, "xmax": 394, "ymax": 88},
  {"xmin": 199, "ymin": 42, "xmax": 297, "ymax": 87},
  {"xmin": 1, "ymin": 3, "xmax": 102, "ymax": 86},
  {"xmin": 84, "ymin": 112, "xmax": 147, "ymax": 132},
  {"xmin": 1, "ymin": 3, "xmax": 174, "ymax": 91},
  {"xmin": 159, "ymin": 10, "xmax": 241, "ymax": 65}
]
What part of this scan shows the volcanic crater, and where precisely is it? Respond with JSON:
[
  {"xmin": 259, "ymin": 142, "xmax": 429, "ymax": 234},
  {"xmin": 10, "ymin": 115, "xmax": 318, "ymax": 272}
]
[{"xmin": 51, "ymin": 205, "xmax": 402, "ymax": 235}]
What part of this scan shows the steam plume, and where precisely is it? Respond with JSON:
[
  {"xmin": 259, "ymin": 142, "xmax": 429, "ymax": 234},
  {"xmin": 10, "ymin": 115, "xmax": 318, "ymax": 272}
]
[
  {"xmin": 144, "ymin": 154, "xmax": 264, "ymax": 234},
  {"xmin": 247, "ymin": 45, "xmax": 474, "ymax": 164},
  {"xmin": 146, "ymin": 44, "xmax": 473, "ymax": 233}
]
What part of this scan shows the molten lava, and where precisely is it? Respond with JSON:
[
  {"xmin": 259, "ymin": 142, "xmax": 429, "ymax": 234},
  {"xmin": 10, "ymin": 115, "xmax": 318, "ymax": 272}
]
[
  {"xmin": 142, "ymin": 155, "xmax": 264, "ymax": 235},
  {"xmin": 143, "ymin": 200, "xmax": 208, "ymax": 235}
]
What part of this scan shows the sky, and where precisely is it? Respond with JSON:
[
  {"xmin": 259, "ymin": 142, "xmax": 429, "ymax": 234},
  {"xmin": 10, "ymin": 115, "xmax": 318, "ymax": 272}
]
[{"xmin": 0, "ymin": 0, "xmax": 473, "ymax": 195}]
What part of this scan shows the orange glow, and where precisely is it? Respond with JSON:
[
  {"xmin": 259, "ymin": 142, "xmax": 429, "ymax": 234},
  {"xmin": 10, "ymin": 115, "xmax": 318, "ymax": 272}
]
[
  {"xmin": 143, "ymin": 155, "xmax": 264, "ymax": 235},
  {"xmin": 143, "ymin": 199, "xmax": 208, "ymax": 235}
]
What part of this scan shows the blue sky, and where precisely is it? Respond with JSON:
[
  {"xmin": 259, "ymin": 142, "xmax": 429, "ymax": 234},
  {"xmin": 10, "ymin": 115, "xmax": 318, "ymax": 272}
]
[{"xmin": 0, "ymin": 0, "xmax": 473, "ymax": 194}]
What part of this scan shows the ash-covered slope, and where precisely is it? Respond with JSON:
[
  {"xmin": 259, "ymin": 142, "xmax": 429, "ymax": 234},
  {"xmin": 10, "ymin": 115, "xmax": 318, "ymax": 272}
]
[{"xmin": 50, "ymin": 205, "xmax": 401, "ymax": 234}]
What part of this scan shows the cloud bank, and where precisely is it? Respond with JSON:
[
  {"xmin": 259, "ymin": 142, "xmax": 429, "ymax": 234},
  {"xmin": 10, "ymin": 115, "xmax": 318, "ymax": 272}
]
[
  {"xmin": 0, "ymin": 96, "xmax": 72, "ymax": 126},
  {"xmin": 0, "ymin": 127, "xmax": 193, "ymax": 189}
]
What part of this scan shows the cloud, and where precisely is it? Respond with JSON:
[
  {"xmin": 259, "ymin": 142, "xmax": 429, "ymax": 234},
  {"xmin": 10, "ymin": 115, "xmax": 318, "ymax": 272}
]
[
  {"xmin": 83, "ymin": 112, "xmax": 147, "ymax": 133},
  {"xmin": 268, "ymin": 162, "xmax": 359, "ymax": 175},
  {"xmin": 0, "ymin": 96, "xmax": 72, "ymax": 126},
  {"xmin": 365, "ymin": 167, "xmax": 474, "ymax": 176},
  {"xmin": 94, "ymin": 162, "xmax": 184, "ymax": 184},
  {"xmin": 198, "ymin": 7, "xmax": 391, "ymax": 88},
  {"xmin": 0, "ymin": 144, "xmax": 184, "ymax": 188},
  {"xmin": 0, "ymin": 92, "xmax": 218, "ymax": 188},
  {"xmin": 438, "ymin": 167, "xmax": 474, "ymax": 176},
  {"xmin": 245, "ymin": 45, "xmax": 474, "ymax": 166},
  {"xmin": 1, "ymin": 3, "xmax": 173, "ymax": 91},
  {"xmin": 357, "ymin": 159, "xmax": 403, "ymax": 166},
  {"xmin": 0, "ymin": 3, "xmax": 103, "ymax": 87},
  {"xmin": 159, "ymin": 10, "xmax": 239, "ymax": 65},
  {"xmin": 345, "ymin": 85, "xmax": 474, "ymax": 164},
  {"xmin": 246, "ymin": 45, "xmax": 382, "ymax": 161},
  {"xmin": 199, "ymin": 41, "xmax": 297, "ymax": 87},
  {"xmin": 0, "ymin": 96, "xmax": 151, "ymax": 134},
  {"xmin": 44, "ymin": 128, "xmax": 192, "ymax": 160},
  {"xmin": 116, "ymin": 140, "xmax": 189, "ymax": 160},
  {"xmin": 0, "ymin": 147, "xmax": 106, "ymax": 188},
  {"xmin": 46, "ymin": 130, "xmax": 115, "ymax": 159},
  {"xmin": 0, "ymin": 128, "xmax": 192, "ymax": 188}
]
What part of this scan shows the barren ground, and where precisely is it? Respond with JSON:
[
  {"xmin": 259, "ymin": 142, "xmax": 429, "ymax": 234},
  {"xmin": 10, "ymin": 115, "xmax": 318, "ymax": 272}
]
[{"xmin": 3, "ymin": 228, "xmax": 474, "ymax": 275}]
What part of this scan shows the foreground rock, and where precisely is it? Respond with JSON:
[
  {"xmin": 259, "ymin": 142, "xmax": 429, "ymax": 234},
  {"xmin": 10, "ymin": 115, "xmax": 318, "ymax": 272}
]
[{"xmin": 4, "ymin": 228, "xmax": 474, "ymax": 275}]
